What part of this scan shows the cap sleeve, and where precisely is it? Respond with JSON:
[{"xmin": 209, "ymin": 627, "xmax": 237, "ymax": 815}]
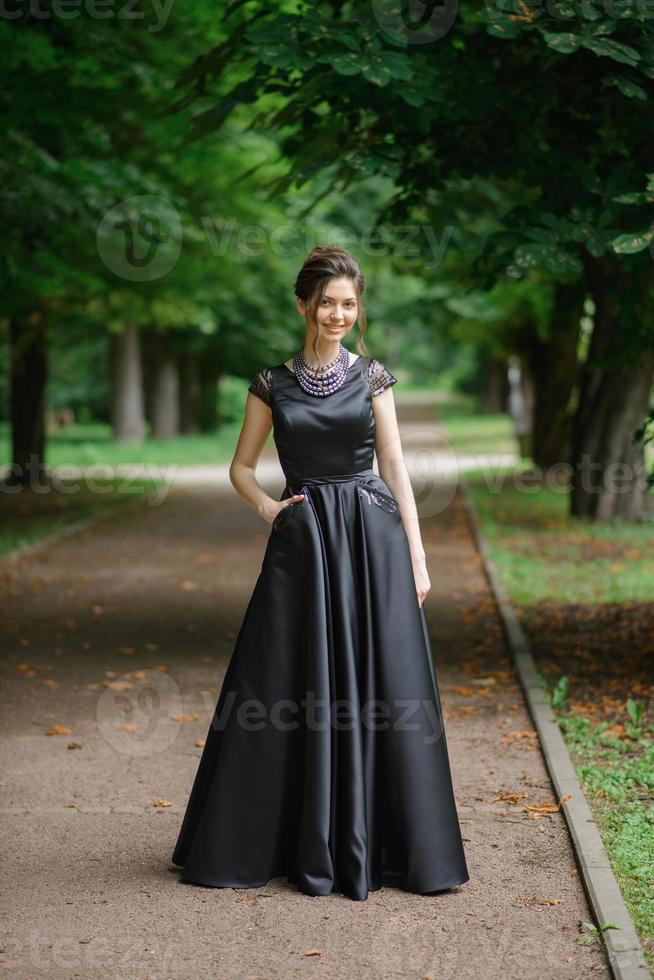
[
  {"xmin": 247, "ymin": 368, "xmax": 273, "ymax": 408},
  {"xmin": 368, "ymin": 358, "xmax": 398, "ymax": 397}
]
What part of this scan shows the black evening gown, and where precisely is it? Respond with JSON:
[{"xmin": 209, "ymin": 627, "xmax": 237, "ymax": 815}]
[{"xmin": 171, "ymin": 355, "xmax": 470, "ymax": 901}]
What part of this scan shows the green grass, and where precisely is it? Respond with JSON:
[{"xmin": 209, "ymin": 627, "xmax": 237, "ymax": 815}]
[
  {"xmin": 0, "ymin": 477, "xmax": 161, "ymax": 558},
  {"xmin": 436, "ymin": 394, "xmax": 521, "ymax": 458},
  {"xmin": 465, "ymin": 480, "xmax": 654, "ymax": 604},
  {"xmin": 435, "ymin": 389, "xmax": 654, "ymax": 473},
  {"xmin": 440, "ymin": 394, "xmax": 654, "ymax": 967},
  {"xmin": 558, "ymin": 716, "xmax": 654, "ymax": 964},
  {"xmin": 0, "ymin": 421, "xmax": 251, "ymax": 468}
]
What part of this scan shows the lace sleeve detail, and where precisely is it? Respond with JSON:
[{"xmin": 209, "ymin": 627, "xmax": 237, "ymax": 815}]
[
  {"xmin": 367, "ymin": 358, "xmax": 398, "ymax": 397},
  {"xmin": 247, "ymin": 368, "xmax": 273, "ymax": 408}
]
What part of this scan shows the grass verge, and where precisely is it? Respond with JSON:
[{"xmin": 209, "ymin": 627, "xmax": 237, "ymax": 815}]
[{"xmin": 439, "ymin": 398, "xmax": 654, "ymax": 969}]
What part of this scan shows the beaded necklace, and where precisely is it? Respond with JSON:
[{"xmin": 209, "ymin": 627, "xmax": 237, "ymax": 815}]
[{"xmin": 291, "ymin": 343, "xmax": 351, "ymax": 397}]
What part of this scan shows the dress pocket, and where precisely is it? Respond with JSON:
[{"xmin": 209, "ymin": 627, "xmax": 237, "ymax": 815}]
[
  {"xmin": 357, "ymin": 481, "xmax": 400, "ymax": 515},
  {"xmin": 272, "ymin": 493, "xmax": 306, "ymax": 531}
]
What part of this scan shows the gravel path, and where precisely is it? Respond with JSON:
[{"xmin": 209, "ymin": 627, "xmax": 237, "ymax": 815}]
[{"xmin": 0, "ymin": 399, "xmax": 609, "ymax": 979}]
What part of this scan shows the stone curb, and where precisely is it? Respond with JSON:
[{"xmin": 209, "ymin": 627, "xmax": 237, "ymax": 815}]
[
  {"xmin": 458, "ymin": 473, "xmax": 651, "ymax": 980},
  {"xmin": 0, "ymin": 491, "xmax": 153, "ymax": 567}
]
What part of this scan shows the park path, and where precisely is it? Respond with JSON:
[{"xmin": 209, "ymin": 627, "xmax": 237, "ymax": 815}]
[{"xmin": 0, "ymin": 394, "xmax": 610, "ymax": 980}]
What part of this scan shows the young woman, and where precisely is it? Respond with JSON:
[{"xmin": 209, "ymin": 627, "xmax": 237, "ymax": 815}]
[{"xmin": 171, "ymin": 245, "xmax": 470, "ymax": 901}]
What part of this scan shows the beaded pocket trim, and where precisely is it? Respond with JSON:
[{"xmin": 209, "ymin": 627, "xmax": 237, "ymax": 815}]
[{"xmin": 357, "ymin": 483, "xmax": 400, "ymax": 515}]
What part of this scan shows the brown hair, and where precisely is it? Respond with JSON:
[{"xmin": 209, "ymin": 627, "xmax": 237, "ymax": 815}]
[{"xmin": 294, "ymin": 245, "xmax": 371, "ymax": 375}]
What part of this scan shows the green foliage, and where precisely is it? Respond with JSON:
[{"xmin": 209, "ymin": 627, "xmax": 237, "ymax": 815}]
[
  {"xmin": 551, "ymin": 675, "xmax": 570, "ymax": 711},
  {"xmin": 173, "ymin": 0, "xmax": 654, "ymax": 353},
  {"xmin": 576, "ymin": 920, "xmax": 620, "ymax": 945},
  {"xmin": 557, "ymin": 715, "xmax": 654, "ymax": 949},
  {"xmin": 626, "ymin": 699, "xmax": 647, "ymax": 738}
]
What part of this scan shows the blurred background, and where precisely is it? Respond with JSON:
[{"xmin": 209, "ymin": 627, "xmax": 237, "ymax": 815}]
[
  {"xmin": 1, "ymin": 2, "xmax": 653, "ymax": 968},
  {"xmin": 2, "ymin": 1, "xmax": 653, "ymax": 527}
]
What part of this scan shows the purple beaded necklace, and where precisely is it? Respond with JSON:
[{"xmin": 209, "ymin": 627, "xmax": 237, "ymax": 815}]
[{"xmin": 291, "ymin": 343, "xmax": 351, "ymax": 397}]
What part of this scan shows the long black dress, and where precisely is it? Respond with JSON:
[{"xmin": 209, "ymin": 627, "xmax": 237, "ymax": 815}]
[{"xmin": 171, "ymin": 354, "xmax": 470, "ymax": 901}]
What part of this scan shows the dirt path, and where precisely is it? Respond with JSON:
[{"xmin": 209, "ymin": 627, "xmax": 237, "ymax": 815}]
[{"xmin": 0, "ymin": 397, "xmax": 609, "ymax": 980}]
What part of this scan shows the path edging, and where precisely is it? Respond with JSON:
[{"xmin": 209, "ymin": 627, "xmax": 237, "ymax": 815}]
[{"xmin": 458, "ymin": 473, "xmax": 651, "ymax": 980}]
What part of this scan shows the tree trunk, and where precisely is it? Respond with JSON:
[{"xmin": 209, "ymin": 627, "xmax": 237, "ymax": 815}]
[
  {"xmin": 149, "ymin": 333, "xmax": 180, "ymax": 439},
  {"xmin": 178, "ymin": 352, "xmax": 199, "ymax": 434},
  {"xmin": 110, "ymin": 325, "xmax": 145, "ymax": 443},
  {"xmin": 484, "ymin": 356, "xmax": 508, "ymax": 413},
  {"xmin": 197, "ymin": 360, "xmax": 220, "ymax": 432},
  {"xmin": 571, "ymin": 258, "xmax": 654, "ymax": 522},
  {"xmin": 528, "ymin": 281, "xmax": 583, "ymax": 469},
  {"xmin": 507, "ymin": 355, "xmax": 535, "ymax": 459},
  {"xmin": 520, "ymin": 364, "xmax": 535, "ymax": 459},
  {"xmin": 8, "ymin": 310, "xmax": 48, "ymax": 487}
]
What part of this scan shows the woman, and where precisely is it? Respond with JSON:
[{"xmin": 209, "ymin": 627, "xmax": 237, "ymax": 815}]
[{"xmin": 172, "ymin": 245, "xmax": 470, "ymax": 901}]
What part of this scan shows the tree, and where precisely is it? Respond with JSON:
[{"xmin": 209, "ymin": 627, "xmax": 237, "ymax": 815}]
[{"xmin": 173, "ymin": 0, "xmax": 654, "ymax": 520}]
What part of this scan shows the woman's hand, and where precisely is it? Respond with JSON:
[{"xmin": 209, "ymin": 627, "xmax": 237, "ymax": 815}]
[
  {"xmin": 412, "ymin": 555, "xmax": 431, "ymax": 607},
  {"xmin": 263, "ymin": 493, "xmax": 305, "ymax": 526}
]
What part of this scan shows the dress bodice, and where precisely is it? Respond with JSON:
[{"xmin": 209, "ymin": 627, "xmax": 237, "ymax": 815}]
[{"xmin": 248, "ymin": 356, "xmax": 398, "ymax": 487}]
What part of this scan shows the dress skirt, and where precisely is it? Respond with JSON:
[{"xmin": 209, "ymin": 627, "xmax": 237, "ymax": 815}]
[{"xmin": 171, "ymin": 468, "xmax": 470, "ymax": 901}]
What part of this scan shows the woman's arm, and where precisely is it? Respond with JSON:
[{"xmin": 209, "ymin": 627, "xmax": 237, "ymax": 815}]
[
  {"xmin": 372, "ymin": 388, "xmax": 431, "ymax": 605},
  {"xmin": 229, "ymin": 393, "xmax": 304, "ymax": 526}
]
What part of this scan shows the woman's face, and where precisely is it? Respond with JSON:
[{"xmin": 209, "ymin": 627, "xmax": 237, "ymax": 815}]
[{"xmin": 298, "ymin": 277, "xmax": 358, "ymax": 342}]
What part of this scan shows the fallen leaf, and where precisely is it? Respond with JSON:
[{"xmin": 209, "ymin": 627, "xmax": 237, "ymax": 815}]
[
  {"xmin": 46, "ymin": 724, "xmax": 73, "ymax": 736},
  {"xmin": 196, "ymin": 553, "xmax": 218, "ymax": 565},
  {"xmin": 105, "ymin": 680, "xmax": 133, "ymax": 691},
  {"xmin": 523, "ymin": 794, "xmax": 571, "ymax": 817},
  {"xmin": 485, "ymin": 791, "xmax": 529, "ymax": 805}
]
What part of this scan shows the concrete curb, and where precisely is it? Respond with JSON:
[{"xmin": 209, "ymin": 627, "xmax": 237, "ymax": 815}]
[
  {"xmin": 0, "ymin": 491, "xmax": 153, "ymax": 567},
  {"xmin": 458, "ymin": 473, "xmax": 651, "ymax": 980}
]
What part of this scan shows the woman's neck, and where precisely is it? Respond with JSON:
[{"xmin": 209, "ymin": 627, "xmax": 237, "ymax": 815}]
[{"xmin": 301, "ymin": 340, "xmax": 342, "ymax": 366}]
